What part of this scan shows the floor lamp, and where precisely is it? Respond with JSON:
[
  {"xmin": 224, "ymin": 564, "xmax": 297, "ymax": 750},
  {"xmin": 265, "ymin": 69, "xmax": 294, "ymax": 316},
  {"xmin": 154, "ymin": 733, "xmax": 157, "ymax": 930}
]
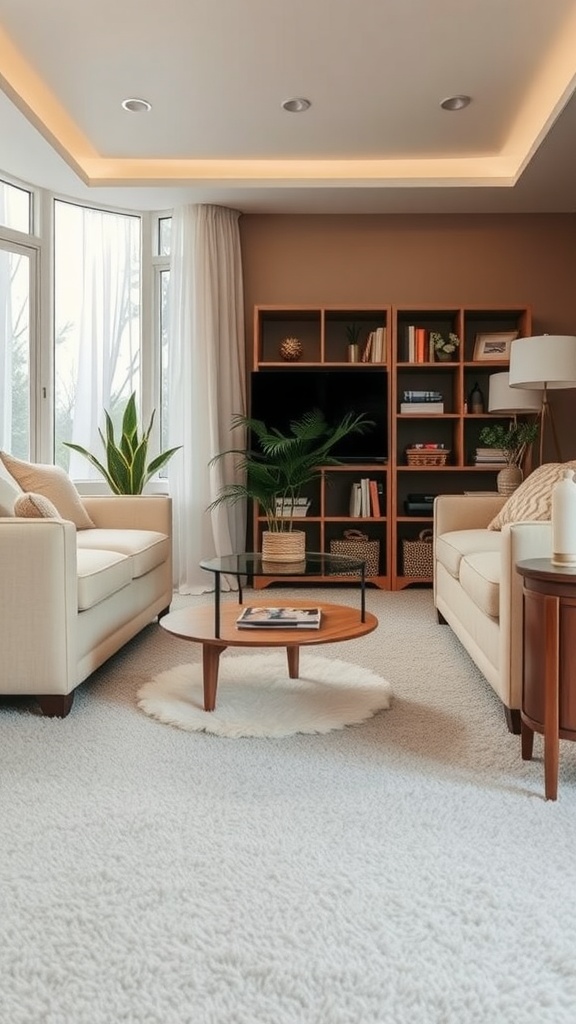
[
  {"xmin": 508, "ymin": 335, "xmax": 576, "ymax": 465},
  {"xmin": 488, "ymin": 372, "xmax": 542, "ymax": 478}
]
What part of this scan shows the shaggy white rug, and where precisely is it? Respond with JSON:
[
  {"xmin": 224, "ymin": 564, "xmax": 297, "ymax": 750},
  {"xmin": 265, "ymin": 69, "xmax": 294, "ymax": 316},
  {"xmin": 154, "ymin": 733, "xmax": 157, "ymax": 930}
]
[{"xmin": 137, "ymin": 653, "xmax": 392, "ymax": 737}]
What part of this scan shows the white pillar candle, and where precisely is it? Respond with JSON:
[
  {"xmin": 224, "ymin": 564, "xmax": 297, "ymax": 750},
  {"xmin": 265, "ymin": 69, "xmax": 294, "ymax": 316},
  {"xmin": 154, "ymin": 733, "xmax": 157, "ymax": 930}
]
[{"xmin": 551, "ymin": 469, "xmax": 576, "ymax": 567}]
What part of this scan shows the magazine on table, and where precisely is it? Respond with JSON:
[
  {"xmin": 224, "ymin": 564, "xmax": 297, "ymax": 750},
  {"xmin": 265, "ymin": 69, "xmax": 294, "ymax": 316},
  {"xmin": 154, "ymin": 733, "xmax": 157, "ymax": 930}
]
[{"xmin": 236, "ymin": 607, "xmax": 322, "ymax": 629}]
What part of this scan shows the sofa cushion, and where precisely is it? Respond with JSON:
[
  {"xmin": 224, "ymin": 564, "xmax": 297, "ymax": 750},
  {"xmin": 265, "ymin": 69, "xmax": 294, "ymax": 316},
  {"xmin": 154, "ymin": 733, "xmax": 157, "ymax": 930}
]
[
  {"xmin": 436, "ymin": 529, "xmax": 502, "ymax": 579},
  {"xmin": 76, "ymin": 549, "xmax": 133, "ymax": 611},
  {"xmin": 14, "ymin": 492, "xmax": 62, "ymax": 519},
  {"xmin": 0, "ymin": 452, "xmax": 95, "ymax": 530},
  {"xmin": 459, "ymin": 551, "xmax": 501, "ymax": 619},
  {"xmin": 76, "ymin": 529, "xmax": 169, "ymax": 579},
  {"xmin": 488, "ymin": 460, "xmax": 576, "ymax": 530}
]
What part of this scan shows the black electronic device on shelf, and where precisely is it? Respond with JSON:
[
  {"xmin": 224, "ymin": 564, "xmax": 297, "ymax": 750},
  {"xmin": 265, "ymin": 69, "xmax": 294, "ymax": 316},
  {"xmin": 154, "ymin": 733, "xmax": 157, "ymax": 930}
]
[{"xmin": 404, "ymin": 493, "xmax": 435, "ymax": 515}]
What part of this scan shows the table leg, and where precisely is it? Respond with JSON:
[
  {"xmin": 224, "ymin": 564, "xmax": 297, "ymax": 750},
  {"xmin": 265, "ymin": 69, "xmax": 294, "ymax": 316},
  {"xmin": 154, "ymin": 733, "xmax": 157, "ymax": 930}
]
[
  {"xmin": 286, "ymin": 645, "xmax": 300, "ymax": 679},
  {"xmin": 543, "ymin": 595, "xmax": 560, "ymax": 801},
  {"xmin": 521, "ymin": 718, "xmax": 534, "ymax": 760},
  {"xmin": 202, "ymin": 642, "xmax": 226, "ymax": 712},
  {"xmin": 214, "ymin": 573, "xmax": 221, "ymax": 639}
]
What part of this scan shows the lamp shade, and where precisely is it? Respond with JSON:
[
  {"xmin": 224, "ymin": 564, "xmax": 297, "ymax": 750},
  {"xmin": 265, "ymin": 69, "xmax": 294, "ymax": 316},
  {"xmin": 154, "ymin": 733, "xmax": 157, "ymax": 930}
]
[
  {"xmin": 488, "ymin": 372, "xmax": 542, "ymax": 414},
  {"xmin": 509, "ymin": 335, "xmax": 576, "ymax": 390}
]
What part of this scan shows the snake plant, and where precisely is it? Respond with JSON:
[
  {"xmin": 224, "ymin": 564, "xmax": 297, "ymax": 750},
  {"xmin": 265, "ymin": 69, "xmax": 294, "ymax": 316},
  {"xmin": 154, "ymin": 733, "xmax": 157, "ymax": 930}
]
[{"xmin": 64, "ymin": 392, "xmax": 181, "ymax": 494}]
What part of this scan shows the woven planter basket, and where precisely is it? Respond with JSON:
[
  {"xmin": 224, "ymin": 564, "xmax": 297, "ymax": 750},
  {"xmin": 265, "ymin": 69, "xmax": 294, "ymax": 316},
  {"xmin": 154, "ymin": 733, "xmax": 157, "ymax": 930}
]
[
  {"xmin": 497, "ymin": 465, "xmax": 523, "ymax": 495},
  {"xmin": 261, "ymin": 530, "xmax": 306, "ymax": 563},
  {"xmin": 406, "ymin": 448, "xmax": 450, "ymax": 466}
]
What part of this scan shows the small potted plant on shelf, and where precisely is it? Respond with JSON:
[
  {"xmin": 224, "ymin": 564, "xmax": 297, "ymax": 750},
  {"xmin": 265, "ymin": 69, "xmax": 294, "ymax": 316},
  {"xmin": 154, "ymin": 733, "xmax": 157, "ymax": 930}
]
[
  {"xmin": 430, "ymin": 331, "xmax": 460, "ymax": 361},
  {"xmin": 63, "ymin": 392, "xmax": 181, "ymax": 494},
  {"xmin": 209, "ymin": 408, "xmax": 373, "ymax": 563},
  {"xmin": 345, "ymin": 323, "xmax": 362, "ymax": 362},
  {"xmin": 478, "ymin": 420, "xmax": 539, "ymax": 495}
]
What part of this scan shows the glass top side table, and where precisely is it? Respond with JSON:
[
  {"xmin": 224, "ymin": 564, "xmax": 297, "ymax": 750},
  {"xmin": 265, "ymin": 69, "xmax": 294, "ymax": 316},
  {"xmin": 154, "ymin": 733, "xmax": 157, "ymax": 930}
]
[{"xmin": 200, "ymin": 552, "xmax": 367, "ymax": 639}]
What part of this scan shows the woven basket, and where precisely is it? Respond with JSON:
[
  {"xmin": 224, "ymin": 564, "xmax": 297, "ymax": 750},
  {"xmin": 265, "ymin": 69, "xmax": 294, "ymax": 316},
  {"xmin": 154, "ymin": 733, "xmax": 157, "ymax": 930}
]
[
  {"xmin": 406, "ymin": 448, "xmax": 450, "ymax": 466},
  {"xmin": 261, "ymin": 530, "xmax": 306, "ymax": 563},
  {"xmin": 402, "ymin": 529, "xmax": 433, "ymax": 577},
  {"xmin": 329, "ymin": 530, "xmax": 380, "ymax": 577}
]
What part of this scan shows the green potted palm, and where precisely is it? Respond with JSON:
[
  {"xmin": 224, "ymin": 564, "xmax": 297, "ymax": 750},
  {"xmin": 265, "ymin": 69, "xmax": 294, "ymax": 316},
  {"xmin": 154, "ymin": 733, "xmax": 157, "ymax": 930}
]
[
  {"xmin": 209, "ymin": 408, "xmax": 374, "ymax": 562},
  {"xmin": 63, "ymin": 392, "xmax": 181, "ymax": 494},
  {"xmin": 478, "ymin": 420, "xmax": 539, "ymax": 495}
]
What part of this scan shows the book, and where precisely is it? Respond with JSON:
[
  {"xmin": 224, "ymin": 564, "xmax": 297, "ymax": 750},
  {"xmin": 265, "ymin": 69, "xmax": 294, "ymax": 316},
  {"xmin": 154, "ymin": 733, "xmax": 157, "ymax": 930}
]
[
  {"xmin": 402, "ymin": 390, "xmax": 443, "ymax": 402},
  {"xmin": 369, "ymin": 478, "xmax": 381, "ymax": 517},
  {"xmin": 236, "ymin": 607, "xmax": 322, "ymax": 629},
  {"xmin": 414, "ymin": 327, "xmax": 427, "ymax": 363},
  {"xmin": 358, "ymin": 475, "xmax": 366, "ymax": 516},
  {"xmin": 275, "ymin": 499, "xmax": 311, "ymax": 517},
  {"xmin": 399, "ymin": 401, "xmax": 444, "ymax": 413},
  {"xmin": 349, "ymin": 481, "xmax": 362, "ymax": 516}
]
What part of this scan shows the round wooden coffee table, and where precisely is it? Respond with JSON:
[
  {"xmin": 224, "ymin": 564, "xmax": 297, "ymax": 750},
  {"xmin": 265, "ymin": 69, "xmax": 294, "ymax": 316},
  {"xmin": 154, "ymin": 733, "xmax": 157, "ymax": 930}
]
[{"xmin": 160, "ymin": 601, "xmax": 378, "ymax": 711}]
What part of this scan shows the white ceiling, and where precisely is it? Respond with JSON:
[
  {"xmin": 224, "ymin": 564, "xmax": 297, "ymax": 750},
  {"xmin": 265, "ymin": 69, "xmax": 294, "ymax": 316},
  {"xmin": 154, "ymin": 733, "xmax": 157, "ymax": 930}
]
[{"xmin": 1, "ymin": 0, "xmax": 576, "ymax": 214}]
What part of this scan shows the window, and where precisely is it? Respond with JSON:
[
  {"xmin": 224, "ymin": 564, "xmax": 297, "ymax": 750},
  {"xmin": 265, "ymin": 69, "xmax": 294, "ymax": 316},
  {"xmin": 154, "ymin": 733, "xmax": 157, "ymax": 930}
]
[
  {"xmin": 0, "ymin": 240, "xmax": 34, "ymax": 458},
  {"xmin": 53, "ymin": 200, "xmax": 141, "ymax": 475},
  {"xmin": 0, "ymin": 180, "xmax": 32, "ymax": 234},
  {"xmin": 0, "ymin": 180, "xmax": 169, "ymax": 481}
]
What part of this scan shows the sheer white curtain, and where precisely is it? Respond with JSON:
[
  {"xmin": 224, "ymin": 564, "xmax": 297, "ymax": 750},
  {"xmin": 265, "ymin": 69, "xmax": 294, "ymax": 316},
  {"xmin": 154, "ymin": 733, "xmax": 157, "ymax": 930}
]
[
  {"xmin": 167, "ymin": 204, "xmax": 246, "ymax": 594},
  {"xmin": 54, "ymin": 203, "xmax": 140, "ymax": 477}
]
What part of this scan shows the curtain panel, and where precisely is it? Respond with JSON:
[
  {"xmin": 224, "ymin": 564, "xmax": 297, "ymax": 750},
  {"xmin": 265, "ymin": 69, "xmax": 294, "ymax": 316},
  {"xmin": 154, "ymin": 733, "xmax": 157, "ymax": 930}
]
[{"xmin": 167, "ymin": 204, "xmax": 246, "ymax": 593}]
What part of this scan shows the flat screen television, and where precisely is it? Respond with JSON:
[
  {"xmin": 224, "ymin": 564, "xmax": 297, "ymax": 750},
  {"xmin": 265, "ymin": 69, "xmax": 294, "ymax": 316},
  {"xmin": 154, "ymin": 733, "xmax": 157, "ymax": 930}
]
[{"xmin": 250, "ymin": 368, "xmax": 388, "ymax": 462}]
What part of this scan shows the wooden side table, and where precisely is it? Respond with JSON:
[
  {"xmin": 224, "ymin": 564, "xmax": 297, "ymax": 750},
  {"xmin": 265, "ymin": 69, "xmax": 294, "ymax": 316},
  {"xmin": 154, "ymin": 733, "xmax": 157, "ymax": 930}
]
[{"xmin": 516, "ymin": 558, "xmax": 576, "ymax": 800}]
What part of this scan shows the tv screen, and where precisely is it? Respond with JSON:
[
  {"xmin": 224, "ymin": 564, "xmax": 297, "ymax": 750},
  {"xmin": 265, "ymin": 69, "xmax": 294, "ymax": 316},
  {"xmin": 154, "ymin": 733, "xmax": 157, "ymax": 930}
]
[{"xmin": 250, "ymin": 368, "xmax": 388, "ymax": 462}]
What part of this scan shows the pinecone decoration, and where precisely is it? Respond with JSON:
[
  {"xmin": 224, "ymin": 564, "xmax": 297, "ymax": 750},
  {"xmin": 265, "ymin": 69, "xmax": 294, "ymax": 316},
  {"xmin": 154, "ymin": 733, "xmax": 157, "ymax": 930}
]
[{"xmin": 279, "ymin": 336, "xmax": 303, "ymax": 361}]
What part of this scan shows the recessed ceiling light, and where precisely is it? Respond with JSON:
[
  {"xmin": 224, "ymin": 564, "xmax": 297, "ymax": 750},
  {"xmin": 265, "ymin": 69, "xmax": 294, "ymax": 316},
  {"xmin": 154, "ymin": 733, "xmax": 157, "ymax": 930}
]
[
  {"xmin": 121, "ymin": 97, "xmax": 152, "ymax": 113},
  {"xmin": 440, "ymin": 95, "xmax": 471, "ymax": 112},
  {"xmin": 281, "ymin": 97, "xmax": 311, "ymax": 113}
]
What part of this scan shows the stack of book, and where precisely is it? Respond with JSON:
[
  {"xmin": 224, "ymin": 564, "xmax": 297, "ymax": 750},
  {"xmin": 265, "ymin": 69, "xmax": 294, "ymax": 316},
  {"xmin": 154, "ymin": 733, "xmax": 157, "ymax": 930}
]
[
  {"xmin": 236, "ymin": 607, "xmax": 322, "ymax": 629},
  {"xmin": 400, "ymin": 390, "xmax": 444, "ymax": 414},
  {"xmin": 349, "ymin": 478, "xmax": 383, "ymax": 517},
  {"xmin": 275, "ymin": 497, "xmax": 310, "ymax": 517},
  {"xmin": 361, "ymin": 326, "xmax": 387, "ymax": 362},
  {"xmin": 474, "ymin": 447, "xmax": 508, "ymax": 466}
]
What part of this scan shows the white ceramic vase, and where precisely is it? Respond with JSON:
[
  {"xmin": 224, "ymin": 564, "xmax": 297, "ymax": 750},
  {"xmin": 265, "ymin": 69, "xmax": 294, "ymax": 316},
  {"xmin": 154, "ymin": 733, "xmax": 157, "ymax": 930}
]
[{"xmin": 551, "ymin": 469, "xmax": 576, "ymax": 566}]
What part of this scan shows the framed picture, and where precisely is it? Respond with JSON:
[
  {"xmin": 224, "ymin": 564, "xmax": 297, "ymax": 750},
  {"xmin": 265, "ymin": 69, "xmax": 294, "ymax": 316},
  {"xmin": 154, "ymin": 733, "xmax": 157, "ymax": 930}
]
[{"xmin": 473, "ymin": 330, "xmax": 518, "ymax": 361}]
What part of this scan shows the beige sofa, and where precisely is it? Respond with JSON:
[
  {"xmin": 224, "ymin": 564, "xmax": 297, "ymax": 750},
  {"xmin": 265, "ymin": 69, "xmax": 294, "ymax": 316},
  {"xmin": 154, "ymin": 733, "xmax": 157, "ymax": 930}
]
[
  {"xmin": 0, "ymin": 494, "xmax": 172, "ymax": 716},
  {"xmin": 433, "ymin": 494, "xmax": 552, "ymax": 733}
]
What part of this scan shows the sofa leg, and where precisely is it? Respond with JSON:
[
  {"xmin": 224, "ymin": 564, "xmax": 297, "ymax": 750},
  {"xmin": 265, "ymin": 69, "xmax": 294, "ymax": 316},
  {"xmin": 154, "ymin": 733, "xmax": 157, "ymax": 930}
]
[
  {"xmin": 37, "ymin": 693, "xmax": 75, "ymax": 718},
  {"xmin": 158, "ymin": 605, "xmax": 171, "ymax": 621},
  {"xmin": 437, "ymin": 609, "xmax": 448, "ymax": 624},
  {"xmin": 504, "ymin": 707, "xmax": 521, "ymax": 735}
]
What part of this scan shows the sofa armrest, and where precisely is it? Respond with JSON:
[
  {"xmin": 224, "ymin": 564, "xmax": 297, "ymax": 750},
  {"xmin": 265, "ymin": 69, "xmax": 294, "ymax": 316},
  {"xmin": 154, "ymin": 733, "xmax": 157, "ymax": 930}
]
[
  {"xmin": 81, "ymin": 495, "xmax": 172, "ymax": 535},
  {"xmin": 433, "ymin": 494, "xmax": 507, "ymax": 538},
  {"xmin": 0, "ymin": 518, "xmax": 78, "ymax": 694}
]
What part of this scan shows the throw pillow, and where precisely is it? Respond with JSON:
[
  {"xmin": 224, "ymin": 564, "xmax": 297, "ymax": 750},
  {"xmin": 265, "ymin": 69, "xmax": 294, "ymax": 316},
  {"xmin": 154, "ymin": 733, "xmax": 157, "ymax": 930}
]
[
  {"xmin": 14, "ymin": 492, "xmax": 62, "ymax": 519},
  {"xmin": 0, "ymin": 452, "xmax": 95, "ymax": 530},
  {"xmin": 488, "ymin": 460, "xmax": 576, "ymax": 531}
]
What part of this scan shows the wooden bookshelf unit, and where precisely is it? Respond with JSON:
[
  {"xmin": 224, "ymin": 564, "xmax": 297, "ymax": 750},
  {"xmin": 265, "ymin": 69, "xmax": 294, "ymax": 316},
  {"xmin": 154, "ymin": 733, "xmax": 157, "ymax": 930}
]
[{"xmin": 251, "ymin": 304, "xmax": 532, "ymax": 590}]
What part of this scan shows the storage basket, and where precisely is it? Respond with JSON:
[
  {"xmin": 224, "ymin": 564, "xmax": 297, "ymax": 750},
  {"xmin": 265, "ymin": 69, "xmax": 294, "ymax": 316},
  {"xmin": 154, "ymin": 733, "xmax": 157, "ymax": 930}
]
[
  {"xmin": 406, "ymin": 448, "xmax": 450, "ymax": 466},
  {"xmin": 402, "ymin": 529, "xmax": 433, "ymax": 577},
  {"xmin": 329, "ymin": 530, "xmax": 380, "ymax": 577}
]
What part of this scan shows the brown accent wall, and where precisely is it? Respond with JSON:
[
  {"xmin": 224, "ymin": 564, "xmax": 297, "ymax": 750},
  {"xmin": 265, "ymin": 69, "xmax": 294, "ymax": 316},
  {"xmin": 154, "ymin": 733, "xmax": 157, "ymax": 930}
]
[{"xmin": 240, "ymin": 213, "xmax": 576, "ymax": 461}]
